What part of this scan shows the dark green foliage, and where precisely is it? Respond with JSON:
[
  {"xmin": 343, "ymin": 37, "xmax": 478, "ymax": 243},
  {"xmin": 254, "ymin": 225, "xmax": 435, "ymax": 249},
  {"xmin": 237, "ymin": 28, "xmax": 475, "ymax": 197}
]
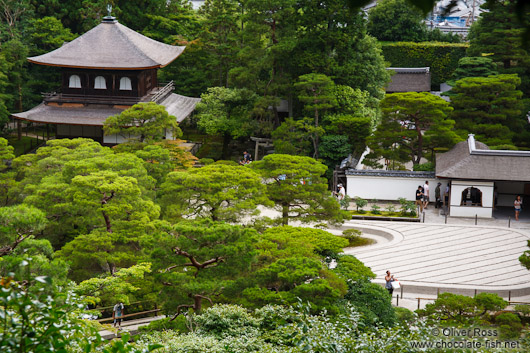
[
  {"xmin": 450, "ymin": 74, "xmax": 524, "ymax": 147},
  {"xmin": 367, "ymin": 92, "xmax": 459, "ymax": 166},
  {"xmin": 467, "ymin": 0, "xmax": 530, "ymax": 95},
  {"xmin": 241, "ymin": 226, "xmax": 349, "ymax": 313},
  {"xmin": 381, "ymin": 42, "xmax": 468, "ymax": 88},
  {"xmin": 495, "ymin": 312, "xmax": 522, "ymax": 340},
  {"xmin": 394, "ymin": 307, "xmax": 415, "ymax": 325},
  {"xmin": 250, "ymin": 154, "xmax": 348, "ymax": 225},
  {"xmin": 354, "ymin": 197, "xmax": 368, "ymax": 212},
  {"xmin": 0, "ymin": 263, "xmax": 162, "ymax": 353},
  {"xmin": 418, "ymin": 292, "xmax": 508, "ymax": 324},
  {"xmin": 343, "ymin": 279, "xmax": 396, "ymax": 327},
  {"xmin": 272, "ymin": 117, "xmax": 322, "ymax": 157},
  {"xmin": 319, "ymin": 134, "xmax": 352, "ymax": 179},
  {"xmin": 333, "ymin": 255, "xmax": 376, "ymax": 281},
  {"xmin": 520, "ymin": 240, "xmax": 530, "ymax": 270},
  {"xmin": 367, "ymin": 0, "xmax": 427, "ymax": 42},
  {"xmin": 413, "ymin": 162, "xmax": 434, "ymax": 171},
  {"xmin": 147, "ymin": 219, "xmax": 258, "ymax": 314},
  {"xmin": 447, "ymin": 56, "xmax": 498, "ymax": 87},
  {"xmin": 139, "ymin": 316, "xmax": 189, "ymax": 334},
  {"xmin": 399, "ymin": 197, "xmax": 417, "ymax": 217}
]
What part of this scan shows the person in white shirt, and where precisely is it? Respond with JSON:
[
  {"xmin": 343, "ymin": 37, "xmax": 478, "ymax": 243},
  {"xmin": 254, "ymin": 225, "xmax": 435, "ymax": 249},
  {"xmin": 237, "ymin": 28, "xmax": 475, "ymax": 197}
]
[
  {"xmin": 337, "ymin": 184, "xmax": 346, "ymax": 200},
  {"xmin": 423, "ymin": 181, "xmax": 430, "ymax": 209},
  {"xmin": 113, "ymin": 303, "xmax": 124, "ymax": 329}
]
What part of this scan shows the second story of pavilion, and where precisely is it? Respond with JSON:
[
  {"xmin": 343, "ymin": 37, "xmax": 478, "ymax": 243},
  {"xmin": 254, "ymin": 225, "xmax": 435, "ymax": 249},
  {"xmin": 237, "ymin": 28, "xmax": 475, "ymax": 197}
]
[{"xmin": 28, "ymin": 15, "xmax": 185, "ymax": 106}]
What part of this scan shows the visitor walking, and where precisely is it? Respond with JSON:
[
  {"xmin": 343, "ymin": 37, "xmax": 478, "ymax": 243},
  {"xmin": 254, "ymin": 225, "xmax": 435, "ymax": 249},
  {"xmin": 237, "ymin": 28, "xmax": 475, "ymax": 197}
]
[
  {"xmin": 113, "ymin": 302, "xmax": 124, "ymax": 329},
  {"xmin": 385, "ymin": 271, "xmax": 397, "ymax": 296},
  {"xmin": 415, "ymin": 185, "xmax": 424, "ymax": 212},
  {"xmin": 515, "ymin": 195, "xmax": 523, "ymax": 221},
  {"xmin": 336, "ymin": 184, "xmax": 346, "ymax": 201},
  {"xmin": 435, "ymin": 182, "xmax": 442, "ymax": 209},
  {"xmin": 444, "ymin": 184, "xmax": 451, "ymax": 211},
  {"xmin": 423, "ymin": 181, "xmax": 430, "ymax": 209}
]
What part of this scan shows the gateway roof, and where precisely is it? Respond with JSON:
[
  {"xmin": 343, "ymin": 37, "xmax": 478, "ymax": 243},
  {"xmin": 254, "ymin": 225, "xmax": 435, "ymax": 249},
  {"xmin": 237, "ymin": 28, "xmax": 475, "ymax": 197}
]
[{"xmin": 436, "ymin": 135, "xmax": 530, "ymax": 182}]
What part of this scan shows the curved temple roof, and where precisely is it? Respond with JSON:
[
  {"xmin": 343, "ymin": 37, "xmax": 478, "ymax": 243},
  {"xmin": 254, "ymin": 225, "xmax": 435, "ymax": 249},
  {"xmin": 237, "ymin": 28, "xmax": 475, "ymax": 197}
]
[{"xmin": 28, "ymin": 18, "xmax": 185, "ymax": 70}]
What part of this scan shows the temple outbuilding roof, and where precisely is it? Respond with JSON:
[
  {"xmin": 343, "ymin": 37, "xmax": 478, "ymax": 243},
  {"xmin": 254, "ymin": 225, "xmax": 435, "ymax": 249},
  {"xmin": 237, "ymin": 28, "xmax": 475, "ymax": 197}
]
[
  {"xmin": 12, "ymin": 94, "xmax": 201, "ymax": 126},
  {"xmin": 28, "ymin": 17, "xmax": 185, "ymax": 70},
  {"xmin": 436, "ymin": 135, "xmax": 530, "ymax": 182}
]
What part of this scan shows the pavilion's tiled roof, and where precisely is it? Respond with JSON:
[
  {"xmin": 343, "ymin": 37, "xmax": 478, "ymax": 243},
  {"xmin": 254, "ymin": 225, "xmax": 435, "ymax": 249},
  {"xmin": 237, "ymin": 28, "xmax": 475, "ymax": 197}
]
[
  {"xmin": 28, "ymin": 18, "xmax": 185, "ymax": 70},
  {"xmin": 12, "ymin": 94, "xmax": 200, "ymax": 126},
  {"xmin": 436, "ymin": 135, "xmax": 530, "ymax": 182},
  {"xmin": 12, "ymin": 103, "xmax": 124, "ymax": 126}
]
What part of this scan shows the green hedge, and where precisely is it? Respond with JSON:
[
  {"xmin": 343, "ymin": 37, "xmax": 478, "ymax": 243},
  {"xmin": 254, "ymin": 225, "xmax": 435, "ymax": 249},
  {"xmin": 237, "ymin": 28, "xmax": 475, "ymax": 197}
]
[{"xmin": 381, "ymin": 42, "xmax": 469, "ymax": 89}]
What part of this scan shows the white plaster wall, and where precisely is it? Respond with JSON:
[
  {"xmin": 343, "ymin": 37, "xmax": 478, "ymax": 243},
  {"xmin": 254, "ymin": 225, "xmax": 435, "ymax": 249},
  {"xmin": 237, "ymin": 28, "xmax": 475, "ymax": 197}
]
[
  {"xmin": 346, "ymin": 176, "xmax": 445, "ymax": 202},
  {"xmin": 103, "ymin": 133, "xmax": 130, "ymax": 144},
  {"xmin": 450, "ymin": 180, "xmax": 493, "ymax": 218},
  {"xmin": 103, "ymin": 130, "xmax": 176, "ymax": 144}
]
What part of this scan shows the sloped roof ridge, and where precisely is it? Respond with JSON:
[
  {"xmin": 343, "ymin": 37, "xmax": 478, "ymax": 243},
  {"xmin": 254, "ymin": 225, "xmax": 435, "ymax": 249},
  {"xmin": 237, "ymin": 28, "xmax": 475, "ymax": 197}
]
[
  {"xmin": 112, "ymin": 22, "xmax": 158, "ymax": 67},
  {"xmin": 28, "ymin": 19, "xmax": 185, "ymax": 69}
]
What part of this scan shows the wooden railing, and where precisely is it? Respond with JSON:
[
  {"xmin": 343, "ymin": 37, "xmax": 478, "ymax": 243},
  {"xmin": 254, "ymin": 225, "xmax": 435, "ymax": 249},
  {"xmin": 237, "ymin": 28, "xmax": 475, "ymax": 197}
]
[
  {"xmin": 93, "ymin": 300, "xmax": 161, "ymax": 324},
  {"xmin": 97, "ymin": 309, "xmax": 161, "ymax": 323},
  {"xmin": 150, "ymin": 81, "xmax": 174, "ymax": 103}
]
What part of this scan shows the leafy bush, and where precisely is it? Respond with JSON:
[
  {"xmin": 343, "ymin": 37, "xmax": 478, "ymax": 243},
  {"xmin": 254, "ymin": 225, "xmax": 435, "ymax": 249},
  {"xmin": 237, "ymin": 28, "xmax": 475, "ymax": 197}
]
[
  {"xmin": 398, "ymin": 197, "xmax": 416, "ymax": 217},
  {"xmin": 343, "ymin": 228, "xmax": 362, "ymax": 241},
  {"xmin": 413, "ymin": 162, "xmax": 434, "ymax": 171},
  {"xmin": 194, "ymin": 304, "xmax": 260, "ymax": 338},
  {"xmin": 333, "ymin": 255, "xmax": 376, "ymax": 281},
  {"xmin": 514, "ymin": 304, "xmax": 530, "ymax": 317},
  {"xmin": 342, "ymin": 229, "xmax": 375, "ymax": 247},
  {"xmin": 495, "ymin": 312, "xmax": 522, "ymax": 340},
  {"xmin": 344, "ymin": 279, "xmax": 397, "ymax": 327},
  {"xmin": 386, "ymin": 204, "xmax": 396, "ymax": 213},
  {"xmin": 394, "ymin": 307, "xmax": 415, "ymax": 325},
  {"xmin": 198, "ymin": 158, "xmax": 214, "ymax": 165},
  {"xmin": 139, "ymin": 316, "xmax": 189, "ymax": 334},
  {"xmin": 418, "ymin": 293, "xmax": 508, "ymax": 324},
  {"xmin": 354, "ymin": 197, "xmax": 368, "ymax": 213},
  {"xmin": 370, "ymin": 204, "xmax": 381, "ymax": 215},
  {"xmin": 381, "ymin": 42, "xmax": 468, "ymax": 89},
  {"xmin": 339, "ymin": 194, "xmax": 351, "ymax": 210}
]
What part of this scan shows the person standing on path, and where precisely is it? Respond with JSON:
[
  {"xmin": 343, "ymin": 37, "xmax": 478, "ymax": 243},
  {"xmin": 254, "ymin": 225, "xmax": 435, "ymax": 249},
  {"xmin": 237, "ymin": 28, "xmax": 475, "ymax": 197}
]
[
  {"xmin": 423, "ymin": 181, "xmax": 430, "ymax": 209},
  {"xmin": 113, "ymin": 302, "xmax": 124, "ymax": 329},
  {"xmin": 444, "ymin": 184, "xmax": 451, "ymax": 213},
  {"xmin": 435, "ymin": 182, "xmax": 442, "ymax": 209},
  {"xmin": 337, "ymin": 184, "xmax": 346, "ymax": 201},
  {"xmin": 385, "ymin": 271, "xmax": 397, "ymax": 296},
  {"xmin": 515, "ymin": 195, "xmax": 523, "ymax": 221},
  {"xmin": 415, "ymin": 185, "xmax": 424, "ymax": 212}
]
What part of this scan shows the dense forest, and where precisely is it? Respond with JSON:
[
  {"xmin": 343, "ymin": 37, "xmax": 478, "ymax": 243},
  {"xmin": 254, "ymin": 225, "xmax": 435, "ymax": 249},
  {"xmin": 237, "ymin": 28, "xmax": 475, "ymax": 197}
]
[{"xmin": 1, "ymin": 0, "xmax": 530, "ymax": 352}]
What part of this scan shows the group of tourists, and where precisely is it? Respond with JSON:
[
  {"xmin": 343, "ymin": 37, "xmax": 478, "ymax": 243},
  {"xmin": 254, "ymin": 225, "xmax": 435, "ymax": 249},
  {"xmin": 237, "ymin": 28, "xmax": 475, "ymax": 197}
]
[{"xmin": 416, "ymin": 181, "xmax": 450, "ymax": 213}]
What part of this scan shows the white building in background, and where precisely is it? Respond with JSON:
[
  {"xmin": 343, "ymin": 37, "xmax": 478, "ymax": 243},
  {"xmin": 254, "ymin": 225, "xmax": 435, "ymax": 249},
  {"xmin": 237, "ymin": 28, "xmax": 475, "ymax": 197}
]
[{"xmin": 345, "ymin": 135, "xmax": 530, "ymax": 219}]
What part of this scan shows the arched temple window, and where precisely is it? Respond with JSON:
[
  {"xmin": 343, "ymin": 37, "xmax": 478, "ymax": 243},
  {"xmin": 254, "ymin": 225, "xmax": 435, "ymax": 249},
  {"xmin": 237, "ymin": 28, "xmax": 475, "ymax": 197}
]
[
  {"xmin": 460, "ymin": 187, "xmax": 483, "ymax": 207},
  {"xmin": 94, "ymin": 76, "xmax": 107, "ymax": 89},
  {"xmin": 120, "ymin": 77, "xmax": 132, "ymax": 91},
  {"xmin": 69, "ymin": 75, "xmax": 81, "ymax": 88}
]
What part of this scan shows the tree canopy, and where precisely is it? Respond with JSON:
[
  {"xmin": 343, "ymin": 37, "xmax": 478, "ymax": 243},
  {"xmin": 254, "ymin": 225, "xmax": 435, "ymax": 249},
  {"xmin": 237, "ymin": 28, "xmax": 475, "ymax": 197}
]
[
  {"xmin": 250, "ymin": 154, "xmax": 347, "ymax": 225},
  {"xmin": 103, "ymin": 102, "xmax": 182, "ymax": 143},
  {"xmin": 367, "ymin": 92, "xmax": 459, "ymax": 166}
]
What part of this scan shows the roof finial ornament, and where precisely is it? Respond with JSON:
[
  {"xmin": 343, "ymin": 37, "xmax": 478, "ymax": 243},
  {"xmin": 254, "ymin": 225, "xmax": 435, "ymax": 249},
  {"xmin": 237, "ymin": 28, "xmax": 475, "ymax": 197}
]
[{"xmin": 102, "ymin": 4, "xmax": 116, "ymax": 23}]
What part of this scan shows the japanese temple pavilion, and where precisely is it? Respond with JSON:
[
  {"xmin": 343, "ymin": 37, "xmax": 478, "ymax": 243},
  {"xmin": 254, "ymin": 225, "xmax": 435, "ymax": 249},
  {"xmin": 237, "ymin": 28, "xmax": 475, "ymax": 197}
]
[{"xmin": 12, "ymin": 15, "xmax": 200, "ymax": 144}]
